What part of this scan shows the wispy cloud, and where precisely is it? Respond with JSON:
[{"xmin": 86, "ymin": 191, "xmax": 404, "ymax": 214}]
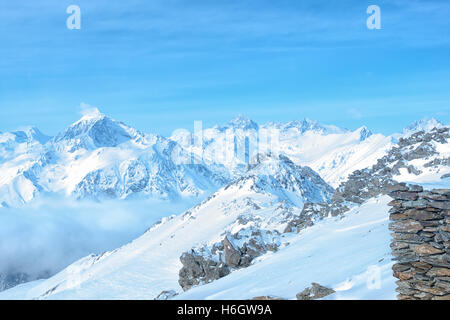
[
  {"xmin": 79, "ymin": 102, "xmax": 101, "ymax": 117},
  {"xmin": 347, "ymin": 108, "xmax": 364, "ymax": 120}
]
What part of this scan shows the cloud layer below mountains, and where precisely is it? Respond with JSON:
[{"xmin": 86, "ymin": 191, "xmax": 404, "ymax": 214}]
[{"xmin": 0, "ymin": 197, "xmax": 193, "ymax": 280}]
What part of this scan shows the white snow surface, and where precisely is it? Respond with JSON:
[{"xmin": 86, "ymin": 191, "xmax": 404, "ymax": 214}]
[
  {"xmin": 178, "ymin": 196, "xmax": 396, "ymax": 300},
  {"xmin": 0, "ymin": 196, "xmax": 396, "ymax": 300},
  {"xmin": 171, "ymin": 116, "xmax": 394, "ymax": 188},
  {"xmin": 0, "ymin": 112, "xmax": 225, "ymax": 207},
  {"xmin": 3, "ymin": 114, "xmax": 438, "ymax": 208},
  {"xmin": 394, "ymin": 138, "xmax": 450, "ymax": 186},
  {"xmin": 0, "ymin": 114, "xmax": 447, "ymax": 300},
  {"xmin": 401, "ymin": 117, "xmax": 445, "ymax": 138}
]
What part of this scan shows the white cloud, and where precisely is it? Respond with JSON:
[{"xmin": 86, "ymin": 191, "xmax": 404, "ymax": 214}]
[
  {"xmin": 79, "ymin": 102, "xmax": 101, "ymax": 118},
  {"xmin": 0, "ymin": 197, "xmax": 193, "ymax": 283}
]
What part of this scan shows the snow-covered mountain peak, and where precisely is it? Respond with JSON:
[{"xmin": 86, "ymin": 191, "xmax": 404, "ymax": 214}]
[
  {"xmin": 227, "ymin": 115, "xmax": 259, "ymax": 130},
  {"xmin": 78, "ymin": 107, "xmax": 104, "ymax": 122},
  {"xmin": 403, "ymin": 117, "xmax": 444, "ymax": 136},
  {"xmin": 355, "ymin": 126, "xmax": 373, "ymax": 141},
  {"xmin": 228, "ymin": 153, "xmax": 334, "ymax": 206},
  {"xmin": 0, "ymin": 126, "xmax": 50, "ymax": 145},
  {"xmin": 54, "ymin": 113, "xmax": 142, "ymax": 150},
  {"xmin": 265, "ymin": 118, "xmax": 348, "ymax": 135},
  {"xmin": 292, "ymin": 118, "xmax": 334, "ymax": 133},
  {"xmin": 248, "ymin": 153, "xmax": 296, "ymax": 173}
]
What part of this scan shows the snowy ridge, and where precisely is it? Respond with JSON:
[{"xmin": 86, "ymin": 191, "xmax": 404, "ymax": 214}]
[
  {"xmin": 402, "ymin": 117, "xmax": 444, "ymax": 138},
  {"xmin": 0, "ymin": 114, "xmax": 229, "ymax": 207},
  {"xmin": 171, "ymin": 116, "xmax": 394, "ymax": 188},
  {"xmin": 0, "ymin": 114, "xmax": 448, "ymax": 300},
  {"xmin": 0, "ymin": 153, "xmax": 334, "ymax": 299},
  {"xmin": 1, "ymin": 114, "xmax": 445, "ymax": 208},
  {"xmin": 177, "ymin": 196, "xmax": 396, "ymax": 300}
]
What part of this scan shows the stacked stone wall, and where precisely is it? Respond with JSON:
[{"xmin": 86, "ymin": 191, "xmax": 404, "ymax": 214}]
[{"xmin": 388, "ymin": 183, "xmax": 450, "ymax": 300}]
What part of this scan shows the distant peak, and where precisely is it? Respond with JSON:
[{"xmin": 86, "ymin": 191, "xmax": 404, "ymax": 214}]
[
  {"xmin": 405, "ymin": 117, "xmax": 443, "ymax": 133},
  {"xmin": 228, "ymin": 115, "xmax": 258, "ymax": 130},
  {"xmin": 355, "ymin": 126, "xmax": 372, "ymax": 141},
  {"xmin": 1, "ymin": 126, "xmax": 50, "ymax": 144},
  {"xmin": 288, "ymin": 118, "xmax": 320, "ymax": 129},
  {"xmin": 270, "ymin": 118, "xmax": 347, "ymax": 135},
  {"xmin": 15, "ymin": 126, "xmax": 41, "ymax": 135},
  {"xmin": 79, "ymin": 107, "xmax": 105, "ymax": 122},
  {"xmin": 55, "ymin": 111, "xmax": 139, "ymax": 149}
]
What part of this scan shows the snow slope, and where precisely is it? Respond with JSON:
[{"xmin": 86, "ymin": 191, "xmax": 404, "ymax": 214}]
[
  {"xmin": 0, "ymin": 114, "xmax": 447, "ymax": 299},
  {"xmin": 0, "ymin": 196, "xmax": 396, "ymax": 300},
  {"xmin": 0, "ymin": 155, "xmax": 333, "ymax": 299},
  {"xmin": 278, "ymin": 127, "xmax": 392, "ymax": 188},
  {"xmin": 177, "ymin": 196, "xmax": 396, "ymax": 300}
]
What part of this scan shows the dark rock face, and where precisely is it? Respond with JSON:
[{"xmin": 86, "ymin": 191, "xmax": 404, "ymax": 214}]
[
  {"xmin": 283, "ymin": 200, "xmax": 351, "ymax": 233},
  {"xmin": 178, "ymin": 229, "xmax": 280, "ymax": 291},
  {"xmin": 425, "ymin": 157, "xmax": 450, "ymax": 168},
  {"xmin": 223, "ymin": 236, "xmax": 242, "ymax": 268},
  {"xmin": 296, "ymin": 283, "xmax": 335, "ymax": 300},
  {"xmin": 178, "ymin": 248, "xmax": 231, "ymax": 291},
  {"xmin": 388, "ymin": 184, "xmax": 450, "ymax": 300}
]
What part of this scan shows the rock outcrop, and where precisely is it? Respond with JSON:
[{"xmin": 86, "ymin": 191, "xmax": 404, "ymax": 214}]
[
  {"xmin": 304, "ymin": 127, "xmax": 449, "ymax": 219},
  {"xmin": 179, "ymin": 228, "xmax": 280, "ymax": 290},
  {"xmin": 388, "ymin": 184, "xmax": 450, "ymax": 300},
  {"xmin": 296, "ymin": 283, "xmax": 335, "ymax": 300},
  {"xmin": 178, "ymin": 127, "xmax": 450, "ymax": 292}
]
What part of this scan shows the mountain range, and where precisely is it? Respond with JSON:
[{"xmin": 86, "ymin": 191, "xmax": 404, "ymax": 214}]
[
  {"xmin": 3, "ymin": 111, "xmax": 436, "ymax": 208},
  {"xmin": 0, "ymin": 112, "xmax": 448, "ymax": 299}
]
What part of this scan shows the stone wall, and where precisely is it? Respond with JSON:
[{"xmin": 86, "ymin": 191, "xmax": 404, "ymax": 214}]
[{"xmin": 388, "ymin": 183, "xmax": 450, "ymax": 300}]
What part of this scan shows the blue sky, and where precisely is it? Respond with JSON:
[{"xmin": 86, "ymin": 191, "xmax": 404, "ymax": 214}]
[{"xmin": 0, "ymin": 0, "xmax": 449, "ymax": 136}]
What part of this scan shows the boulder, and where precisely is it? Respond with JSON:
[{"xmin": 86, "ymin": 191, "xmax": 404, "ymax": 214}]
[
  {"xmin": 296, "ymin": 283, "xmax": 335, "ymax": 300},
  {"xmin": 223, "ymin": 236, "xmax": 242, "ymax": 268}
]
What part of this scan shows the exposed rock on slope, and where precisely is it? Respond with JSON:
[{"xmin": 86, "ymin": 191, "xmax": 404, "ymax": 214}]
[
  {"xmin": 179, "ymin": 228, "xmax": 281, "ymax": 290},
  {"xmin": 178, "ymin": 127, "xmax": 449, "ymax": 292},
  {"xmin": 178, "ymin": 154, "xmax": 334, "ymax": 290},
  {"xmin": 0, "ymin": 154, "xmax": 334, "ymax": 299},
  {"xmin": 296, "ymin": 283, "xmax": 336, "ymax": 300},
  {"xmin": 293, "ymin": 127, "xmax": 450, "ymax": 224}
]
